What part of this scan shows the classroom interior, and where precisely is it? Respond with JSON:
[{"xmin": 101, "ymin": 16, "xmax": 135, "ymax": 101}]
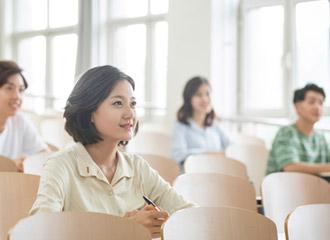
[{"xmin": 0, "ymin": 0, "xmax": 330, "ymax": 239}]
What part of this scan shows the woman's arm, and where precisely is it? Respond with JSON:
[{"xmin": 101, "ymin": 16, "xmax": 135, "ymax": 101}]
[{"xmin": 29, "ymin": 157, "xmax": 68, "ymax": 214}]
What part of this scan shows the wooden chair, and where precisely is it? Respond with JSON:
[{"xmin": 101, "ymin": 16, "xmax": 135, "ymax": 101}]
[
  {"xmin": 285, "ymin": 203, "xmax": 330, "ymax": 240},
  {"xmin": 262, "ymin": 172, "xmax": 330, "ymax": 235},
  {"xmin": 0, "ymin": 173, "xmax": 39, "ymax": 240},
  {"xmin": 226, "ymin": 143, "xmax": 269, "ymax": 196},
  {"xmin": 140, "ymin": 154, "xmax": 180, "ymax": 185},
  {"xmin": 184, "ymin": 154, "xmax": 248, "ymax": 179},
  {"xmin": 8, "ymin": 212, "xmax": 151, "ymax": 240},
  {"xmin": 0, "ymin": 156, "xmax": 17, "ymax": 172},
  {"xmin": 127, "ymin": 131, "xmax": 171, "ymax": 158},
  {"xmin": 174, "ymin": 173, "xmax": 257, "ymax": 211},
  {"xmin": 162, "ymin": 207, "xmax": 278, "ymax": 240},
  {"xmin": 231, "ymin": 133, "xmax": 266, "ymax": 146}
]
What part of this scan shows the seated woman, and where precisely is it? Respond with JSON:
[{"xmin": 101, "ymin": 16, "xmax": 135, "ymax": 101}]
[
  {"xmin": 171, "ymin": 76, "xmax": 230, "ymax": 165},
  {"xmin": 30, "ymin": 65, "xmax": 194, "ymax": 238},
  {"xmin": 0, "ymin": 61, "xmax": 48, "ymax": 171}
]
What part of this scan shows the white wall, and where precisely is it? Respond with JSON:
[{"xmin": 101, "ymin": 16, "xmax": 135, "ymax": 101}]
[
  {"xmin": 165, "ymin": 0, "xmax": 239, "ymax": 128},
  {"xmin": 166, "ymin": 0, "xmax": 212, "ymax": 125}
]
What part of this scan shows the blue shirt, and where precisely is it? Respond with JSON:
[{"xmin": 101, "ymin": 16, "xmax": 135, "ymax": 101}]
[{"xmin": 171, "ymin": 120, "xmax": 230, "ymax": 164}]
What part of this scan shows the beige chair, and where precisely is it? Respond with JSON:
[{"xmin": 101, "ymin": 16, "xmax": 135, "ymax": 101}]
[
  {"xmin": 174, "ymin": 173, "xmax": 257, "ymax": 211},
  {"xmin": 0, "ymin": 173, "xmax": 39, "ymax": 240},
  {"xmin": 231, "ymin": 133, "xmax": 266, "ymax": 146},
  {"xmin": 226, "ymin": 143, "xmax": 269, "ymax": 196},
  {"xmin": 127, "ymin": 131, "xmax": 171, "ymax": 158},
  {"xmin": 262, "ymin": 172, "xmax": 330, "ymax": 235},
  {"xmin": 285, "ymin": 204, "xmax": 330, "ymax": 240},
  {"xmin": 184, "ymin": 154, "xmax": 248, "ymax": 179},
  {"xmin": 140, "ymin": 154, "xmax": 180, "ymax": 185},
  {"xmin": 0, "ymin": 156, "xmax": 17, "ymax": 172},
  {"xmin": 162, "ymin": 206, "xmax": 278, "ymax": 240},
  {"xmin": 9, "ymin": 212, "xmax": 151, "ymax": 240}
]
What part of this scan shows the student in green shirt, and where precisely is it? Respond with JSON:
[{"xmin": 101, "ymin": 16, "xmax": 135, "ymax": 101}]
[{"xmin": 267, "ymin": 84, "xmax": 330, "ymax": 175}]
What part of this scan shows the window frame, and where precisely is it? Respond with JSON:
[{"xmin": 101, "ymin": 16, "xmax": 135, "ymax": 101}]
[
  {"xmin": 104, "ymin": 0, "xmax": 168, "ymax": 118},
  {"xmin": 10, "ymin": 0, "xmax": 78, "ymax": 109},
  {"xmin": 238, "ymin": 0, "xmax": 330, "ymax": 117}
]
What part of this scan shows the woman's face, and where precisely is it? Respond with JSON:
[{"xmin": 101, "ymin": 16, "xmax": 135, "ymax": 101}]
[
  {"xmin": 0, "ymin": 74, "xmax": 25, "ymax": 118},
  {"xmin": 191, "ymin": 83, "xmax": 212, "ymax": 115},
  {"xmin": 91, "ymin": 80, "xmax": 137, "ymax": 143}
]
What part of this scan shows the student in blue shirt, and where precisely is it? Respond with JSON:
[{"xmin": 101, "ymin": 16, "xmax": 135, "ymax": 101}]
[{"xmin": 171, "ymin": 76, "xmax": 230, "ymax": 165}]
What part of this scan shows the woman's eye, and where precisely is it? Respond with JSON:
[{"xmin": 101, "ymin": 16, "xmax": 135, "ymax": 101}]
[
  {"xmin": 113, "ymin": 101, "xmax": 123, "ymax": 106},
  {"xmin": 131, "ymin": 101, "xmax": 137, "ymax": 108}
]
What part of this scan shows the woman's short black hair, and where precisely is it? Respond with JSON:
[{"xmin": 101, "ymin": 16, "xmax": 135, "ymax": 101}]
[
  {"xmin": 64, "ymin": 65, "xmax": 138, "ymax": 146},
  {"xmin": 293, "ymin": 83, "xmax": 326, "ymax": 104},
  {"xmin": 177, "ymin": 76, "xmax": 215, "ymax": 126},
  {"xmin": 0, "ymin": 60, "xmax": 28, "ymax": 89}
]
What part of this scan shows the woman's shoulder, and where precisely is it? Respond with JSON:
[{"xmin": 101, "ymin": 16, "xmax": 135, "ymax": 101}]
[
  {"xmin": 44, "ymin": 143, "xmax": 80, "ymax": 169},
  {"xmin": 173, "ymin": 120, "xmax": 190, "ymax": 130},
  {"xmin": 118, "ymin": 150, "xmax": 153, "ymax": 173}
]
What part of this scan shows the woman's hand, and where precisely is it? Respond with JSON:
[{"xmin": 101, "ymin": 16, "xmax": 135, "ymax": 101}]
[{"xmin": 125, "ymin": 205, "xmax": 169, "ymax": 238}]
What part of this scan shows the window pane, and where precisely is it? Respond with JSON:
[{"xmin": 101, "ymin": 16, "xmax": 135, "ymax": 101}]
[
  {"xmin": 296, "ymin": 0, "xmax": 330, "ymax": 106},
  {"xmin": 49, "ymin": 0, "xmax": 78, "ymax": 28},
  {"xmin": 244, "ymin": 6, "xmax": 284, "ymax": 110},
  {"xmin": 110, "ymin": 0, "xmax": 148, "ymax": 18},
  {"xmin": 51, "ymin": 34, "xmax": 78, "ymax": 110},
  {"xmin": 15, "ymin": 0, "xmax": 47, "ymax": 31},
  {"xmin": 112, "ymin": 24, "xmax": 146, "ymax": 107},
  {"xmin": 150, "ymin": 0, "xmax": 169, "ymax": 14},
  {"xmin": 17, "ymin": 36, "xmax": 46, "ymax": 111},
  {"xmin": 151, "ymin": 21, "xmax": 168, "ymax": 115}
]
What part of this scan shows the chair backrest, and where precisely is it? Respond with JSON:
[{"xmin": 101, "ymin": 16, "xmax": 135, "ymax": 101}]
[
  {"xmin": 9, "ymin": 212, "xmax": 151, "ymax": 240},
  {"xmin": 0, "ymin": 173, "xmax": 39, "ymax": 240},
  {"xmin": 162, "ymin": 207, "xmax": 278, "ymax": 240},
  {"xmin": 174, "ymin": 173, "xmax": 257, "ymax": 211},
  {"xmin": 231, "ymin": 133, "xmax": 266, "ymax": 146},
  {"xmin": 226, "ymin": 143, "xmax": 269, "ymax": 196},
  {"xmin": 285, "ymin": 204, "xmax": 330, "ymax": 240},
  {"xmin": 184, "ymin": 154, "xmax": 248, "ymax": 179},
  {"xmin": 262, "ymin": 172, "xmax": 330, "ymax": 234},
  {"xmin": 127, "ymin": 131, "xmax": 171, "ymax": 158},
  {"xmin": 140, "ymin": 154, "xmax": 180, "ymax": 185},
  {"xmin": 0, "ymin": 157, "xmax": 17, "ymax": 172}
]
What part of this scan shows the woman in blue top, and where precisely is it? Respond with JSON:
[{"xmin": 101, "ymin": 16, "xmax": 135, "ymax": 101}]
[{"xmin": 171, "ymin": 76, "xmax": 230, "ymax": 165}]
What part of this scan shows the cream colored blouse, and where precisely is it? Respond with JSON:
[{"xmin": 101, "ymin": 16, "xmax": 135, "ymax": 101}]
[{"xmin": 30, "ymin": 142, "xmax": 194, "ymax": 216}]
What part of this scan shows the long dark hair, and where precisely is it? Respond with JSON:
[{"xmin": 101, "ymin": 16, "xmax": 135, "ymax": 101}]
[
  {"xmin": 64, "ymin": 65, "xmax": 138, "ymax": 146},
  {"xmin": 177, "ymin": 76, "xmax": 215, "ymax": 126}
]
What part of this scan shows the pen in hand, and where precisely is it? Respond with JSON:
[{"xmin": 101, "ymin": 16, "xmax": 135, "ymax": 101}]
[{"xmin": 143, "ymin": 195, "xmax": 161, "ymax": 212}]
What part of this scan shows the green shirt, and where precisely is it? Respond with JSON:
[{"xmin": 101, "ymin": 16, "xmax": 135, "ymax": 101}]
[{"xmin": 266, "ymin": 124, "xmax": 330, "ymax": 174}]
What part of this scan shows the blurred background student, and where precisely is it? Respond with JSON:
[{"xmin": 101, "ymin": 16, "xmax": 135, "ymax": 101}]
[
  {"xmin": 0, "ymin": 60, "xmax": 48, "ymax": 171},
  {"xmin": 171, "ymin": 76, "xmax": 230, "ymax": 166},
  {"xmin": 267, "ymin": 84, "xmax": 330, "ymax": 175}
]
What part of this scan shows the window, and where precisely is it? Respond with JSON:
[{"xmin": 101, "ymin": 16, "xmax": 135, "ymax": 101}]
[
  {"xmin": 295, "ymin": 0, "xmax": 330, "ymax": 106},
  {"xmin": 103, "ymin": 0, "xmax": 169, "ymax": 117},
  {"xmin": 240, "ymin": 0, "xmax": 330, "ymax": 116},
  {"xmin": 12, "ymin": 0, "xmax": 78, "ymax": 112}
]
